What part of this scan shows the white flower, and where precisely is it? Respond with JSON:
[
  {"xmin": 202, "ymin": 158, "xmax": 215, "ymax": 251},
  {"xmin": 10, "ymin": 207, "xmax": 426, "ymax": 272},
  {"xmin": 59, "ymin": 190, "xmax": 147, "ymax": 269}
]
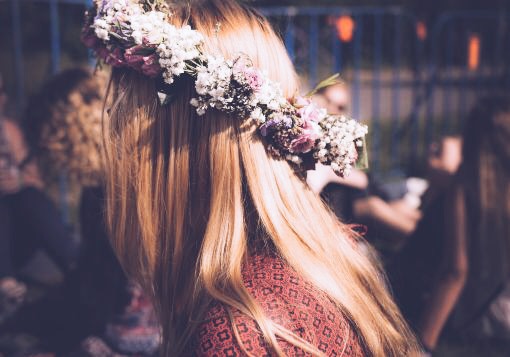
[
  {"xmin": 312, "ymin": 114, "xmax": 367, "ymax": 176},
  {"xmin": 285, "ymin": 154, "xmax": 303, "ymax": 165},
  {"xmin": 210, "ymin": 88, "xmax": 225, "ymax": 100},
  {"xmin": 131, "ymin": 30, "xmax": 143, "ymax": 44},
  {"xmin": 93, "ymin": 18, "xmax": 110, "ymax": 40},
  {"xmin": 250, "ymin": 107, "xmax": 266, "ymax": 123},
  {"xmin": 95, "ymin": 28, "xmax": 110, "ymax": 40},
  {"xmin": 330, "ymin": 162, "xmax": 340, "ymax": 172},
  {"xmin": 267, "ymin": 100, "xmax": 280, "ymax": 111}
]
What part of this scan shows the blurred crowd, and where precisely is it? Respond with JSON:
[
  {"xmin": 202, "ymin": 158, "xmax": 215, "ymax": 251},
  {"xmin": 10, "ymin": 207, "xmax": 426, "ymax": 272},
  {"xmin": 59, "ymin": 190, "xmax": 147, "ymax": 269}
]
[
  {"xmin": 0, "ymin": 68, "xmax": 509, "ymax": 356},
  {"xmin": 0, "ymin": 70, "xmax": 159, "ymax": 356},
  {"xmin": 310, "ymin": 82, "xmax": 510, "ymax": 356}
]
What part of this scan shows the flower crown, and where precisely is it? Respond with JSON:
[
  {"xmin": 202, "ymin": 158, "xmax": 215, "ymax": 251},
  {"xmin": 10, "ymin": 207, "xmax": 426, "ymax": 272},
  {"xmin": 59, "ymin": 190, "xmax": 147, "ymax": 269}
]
[{"xmin": 82, "ymin": 0, "xmax": 368, "ymax": 177}]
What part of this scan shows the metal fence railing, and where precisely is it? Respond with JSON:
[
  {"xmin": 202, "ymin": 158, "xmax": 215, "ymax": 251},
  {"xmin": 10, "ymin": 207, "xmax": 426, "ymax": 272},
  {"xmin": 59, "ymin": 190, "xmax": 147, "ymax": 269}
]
[
  {"xmin": 3, "ymin": 1, "xmax": 510, "ymax": 173},
  {"xmin": 260, "ymin": 7, "xmax": 510, "ymax": 171}
]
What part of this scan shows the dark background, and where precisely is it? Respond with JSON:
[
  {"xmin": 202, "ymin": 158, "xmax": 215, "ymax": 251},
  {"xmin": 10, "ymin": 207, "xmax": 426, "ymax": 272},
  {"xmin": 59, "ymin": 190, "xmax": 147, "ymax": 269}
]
[{"xmin": 1, "ymin": 0, "xmax": 507, "ymax": 104}]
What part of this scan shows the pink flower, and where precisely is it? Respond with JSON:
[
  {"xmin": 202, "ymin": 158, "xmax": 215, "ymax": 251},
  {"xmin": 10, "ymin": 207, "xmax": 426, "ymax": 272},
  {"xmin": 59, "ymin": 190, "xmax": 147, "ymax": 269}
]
[
  {"xmin": 298, "ymin": 102, "xmax": 324, "ymax": 123},
  {"xmin": 141, "ymin": 54, "xmax": 161, "ymax": 77},
  {"xmin": 124, "ymin": 46, "xmax": 161, "ymax": 76},
  {"xmin": 234, "ymin": 57, "xmax": 263, "ymax": 91},
  {"xmin": 124, "ymin": 45, "xmax": 145, "ymax": 67},
  {"xmin": 243, "ymin": 67, "xmax": 263, "ymax": 91},
  {"xmin": 104, "ymin": 47, "xmax": 125, "ymax": 67},
  {"xmin": 290, "ymin": 120, "xmax": 320, "ymax": 153}
]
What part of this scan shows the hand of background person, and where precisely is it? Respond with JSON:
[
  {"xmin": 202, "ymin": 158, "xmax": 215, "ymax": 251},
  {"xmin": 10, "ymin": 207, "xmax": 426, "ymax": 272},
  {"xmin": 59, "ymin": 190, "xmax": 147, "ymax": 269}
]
[{"xmin": 0, "ymin": 160, "xmax": 22, "ymax": 194}]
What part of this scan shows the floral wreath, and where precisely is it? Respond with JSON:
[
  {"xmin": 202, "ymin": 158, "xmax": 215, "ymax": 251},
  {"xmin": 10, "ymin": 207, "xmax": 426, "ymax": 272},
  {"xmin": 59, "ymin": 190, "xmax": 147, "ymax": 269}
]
[{"xmin": 82, "ymin": 0, "xmax": 368, "ymax": 177}]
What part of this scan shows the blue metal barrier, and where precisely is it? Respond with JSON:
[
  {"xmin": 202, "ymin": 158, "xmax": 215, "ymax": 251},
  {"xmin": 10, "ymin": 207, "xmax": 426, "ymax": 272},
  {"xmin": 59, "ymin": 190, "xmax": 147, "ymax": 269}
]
[
  {"xmin": 4, "ymin": 1, "xmax": 510, "ymax": 175},
  {"xmin": 10, "ymin": 0, "xmax": 25, "ymax": 114}
]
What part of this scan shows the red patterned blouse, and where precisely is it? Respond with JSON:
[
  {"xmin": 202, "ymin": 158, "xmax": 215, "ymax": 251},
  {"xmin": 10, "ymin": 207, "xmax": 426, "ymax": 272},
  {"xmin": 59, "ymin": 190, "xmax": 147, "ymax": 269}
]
[{"xmin": 189, "ymin": 252, "xmax": 367, "ymax": 356}]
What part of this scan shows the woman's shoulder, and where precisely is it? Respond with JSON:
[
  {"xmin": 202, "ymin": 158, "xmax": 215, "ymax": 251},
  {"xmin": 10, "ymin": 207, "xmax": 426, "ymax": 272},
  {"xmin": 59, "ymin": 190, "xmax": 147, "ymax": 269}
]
[{"xmin": 190, "ymin": 252, "xmax": 366, "ymax": 356}]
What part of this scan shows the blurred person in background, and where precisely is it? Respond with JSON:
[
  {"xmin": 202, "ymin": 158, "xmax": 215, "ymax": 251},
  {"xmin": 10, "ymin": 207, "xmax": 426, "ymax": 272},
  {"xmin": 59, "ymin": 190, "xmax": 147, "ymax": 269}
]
[
  {"xmin": 20, "ymin": 68, "xmax": 160, "ymax": 355},
  {"xmin": 0, "ymin": 74, "xmax": 76, "ymax": 325},
  {"xmin": 393, "ymin": 95, "xmax": 510, "ymax": 355},
  {"xmin": 309, "ymin": 81, "xmax": 423, "ymax": 245},
  {"xmin": 312, "ymin": 80, "xmax": 350, "ymax": 114},
  {"xmin": 389, "ymin": 134, "xmax": 462, "ymax": 356}
]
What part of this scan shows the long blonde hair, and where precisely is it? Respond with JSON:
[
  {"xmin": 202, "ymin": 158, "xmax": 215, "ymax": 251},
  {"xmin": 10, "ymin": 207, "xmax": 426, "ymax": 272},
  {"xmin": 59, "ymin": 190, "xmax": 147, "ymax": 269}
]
[{"xmin": 103, "ymin": 1, "xmax": 418, "ymax": 355}]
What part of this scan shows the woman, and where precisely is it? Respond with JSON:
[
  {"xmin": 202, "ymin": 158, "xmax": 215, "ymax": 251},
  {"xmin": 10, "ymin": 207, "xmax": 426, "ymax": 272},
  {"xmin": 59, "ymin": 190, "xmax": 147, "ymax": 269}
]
[
  {"xmin": 414, "ymin": 95, "xmax": 510, "ymax": 353},
  {"xmin": 0, "ymin": 75, "xmax": 77, "ymax": 324},
  {"xmin": 83, "ymin": 0, "xmax": 419, "ymax": 355},
  {"xmin": 23, "ymin": 68, "xmax": 160, "ymax": 355}
]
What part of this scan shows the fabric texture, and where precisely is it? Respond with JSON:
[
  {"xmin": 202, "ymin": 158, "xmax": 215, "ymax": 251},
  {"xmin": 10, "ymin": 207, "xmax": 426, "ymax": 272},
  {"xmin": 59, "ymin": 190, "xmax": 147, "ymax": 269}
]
[
  {"xmin": 190, "ymin": 252, "xmax": 366, "ymax": 356},
  {"xmin": 0, "ymin": 187, "xmax": 77, "ymax": 278}
]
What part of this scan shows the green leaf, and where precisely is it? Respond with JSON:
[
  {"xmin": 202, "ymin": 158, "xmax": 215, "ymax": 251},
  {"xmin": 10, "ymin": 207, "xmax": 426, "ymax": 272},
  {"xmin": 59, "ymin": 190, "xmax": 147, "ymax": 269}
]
[
  {"xmin": 354, "ymin": 136, "xmax": 369, "ymax": 171},
  {"xmin": 306, "ymin": 73, "xmax": 343, "ymax": 97}
]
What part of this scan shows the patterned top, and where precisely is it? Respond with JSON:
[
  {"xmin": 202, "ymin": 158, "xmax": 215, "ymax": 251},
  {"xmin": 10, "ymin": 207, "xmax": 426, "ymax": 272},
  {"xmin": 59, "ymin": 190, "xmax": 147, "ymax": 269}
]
[{"xmin": 190, "ymin": 252, "xmax": 366, "ymax": 356}]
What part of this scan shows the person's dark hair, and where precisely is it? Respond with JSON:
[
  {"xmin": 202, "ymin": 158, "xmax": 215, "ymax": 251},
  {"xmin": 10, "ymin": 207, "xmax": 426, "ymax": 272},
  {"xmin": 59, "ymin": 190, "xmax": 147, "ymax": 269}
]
[
  {"xmin": 23, "ymin": 68, "xmax": 105, "ymax": 185},
  {"xmin": 23, "ymin": 68, "xmax": 95, "ymax": 152},
  {"xmin": 462, "ymin": 95, "xmax": 510, "ymax": 170},
  {"xmin": 460, "ymin": 94, "xmax": 510, "ymax": 244}
]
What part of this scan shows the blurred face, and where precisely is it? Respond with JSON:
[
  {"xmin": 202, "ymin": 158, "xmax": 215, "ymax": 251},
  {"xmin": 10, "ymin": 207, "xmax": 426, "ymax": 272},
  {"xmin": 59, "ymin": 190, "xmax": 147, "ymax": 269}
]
[
  {"xmin": 428, "ymin": 136, "xmax": 462, "ymax": 174},
  {"xmin": 323, "ymin": 84, "xmax": 350, "ymax": 114}
]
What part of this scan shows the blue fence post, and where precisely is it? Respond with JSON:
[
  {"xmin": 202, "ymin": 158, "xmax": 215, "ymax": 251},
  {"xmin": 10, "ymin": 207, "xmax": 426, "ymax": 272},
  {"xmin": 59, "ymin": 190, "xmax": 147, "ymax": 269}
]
[
  {"xmin": 332, "ymin": 21, "xmax": 342, "ymax": 73},
  {"xmin": 425, "ymin": 91, "xmax": 435, "ymax": 153},
  {"xmin": 457, "ymin": 22, "xmax": 468, "ymax": 128},
  {"xmin": 10, "ymin": 0, "xmax": 24, "ymax": 115},
  {"xmin": 493, "ymin": 15, "xmax": 503, "ymax": 80},
  {"xmin": 50, "ymin": 0, "xmax": 61, "ymax": 74},
  {"xmin": 442, "ymin": 27, "xmax": 454, "ymax": 135},
  {"xmin": 308, "ymin": 15, "xmax": 319, "ymax": 88},
  {"xmin": 85, "ymin": 0, "xmax": 97, "ymax": 67},
  {"xmin": 391, "ymin": 14, "xmax": 402, "ymax": 167},
  {"xmin": 352, "ymin": 15, "xmax": 363, "ymax": 119},
  {"xmin": 48, "ymin": 0, "xmax": 71, "ymax": 225},
  {"xmin": 284, "ymin": 10, "xmax": 296, "ymax": 62},
  {"xmin": 410, "ymin": 20, "xmax": 424, "ymax": 163},
  {"xmin": 372, "ymin": 13, "xmax": 382, "ymax": 171},
  {"xmin": 425, "ymin": 24, "xmax": 440, "ymax": 156},
  {"xmin": 507, "ymin": 14, "xmax": 510, "ymax": 91}
]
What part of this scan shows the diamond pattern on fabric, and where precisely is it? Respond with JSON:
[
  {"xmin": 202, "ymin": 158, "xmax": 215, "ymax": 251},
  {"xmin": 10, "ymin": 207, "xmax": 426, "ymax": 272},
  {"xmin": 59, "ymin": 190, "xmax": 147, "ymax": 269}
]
[{"xmin": 188, "ymin": 253, "xmax": 366, "ymax": 356}]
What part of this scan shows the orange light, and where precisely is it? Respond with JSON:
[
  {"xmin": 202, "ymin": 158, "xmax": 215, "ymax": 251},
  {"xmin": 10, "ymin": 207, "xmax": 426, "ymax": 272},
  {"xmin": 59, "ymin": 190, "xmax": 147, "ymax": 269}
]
[
  {"xmin": 416, "ymin": 21, "xmax": 427, "ymax": 41},
  {"xmin": 468, "ymin": 34, "xmax": 481, "ymax": 71},
  {"xmin": 335, "ymin": 15, "xmax": 355, "ymax": 43}
]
